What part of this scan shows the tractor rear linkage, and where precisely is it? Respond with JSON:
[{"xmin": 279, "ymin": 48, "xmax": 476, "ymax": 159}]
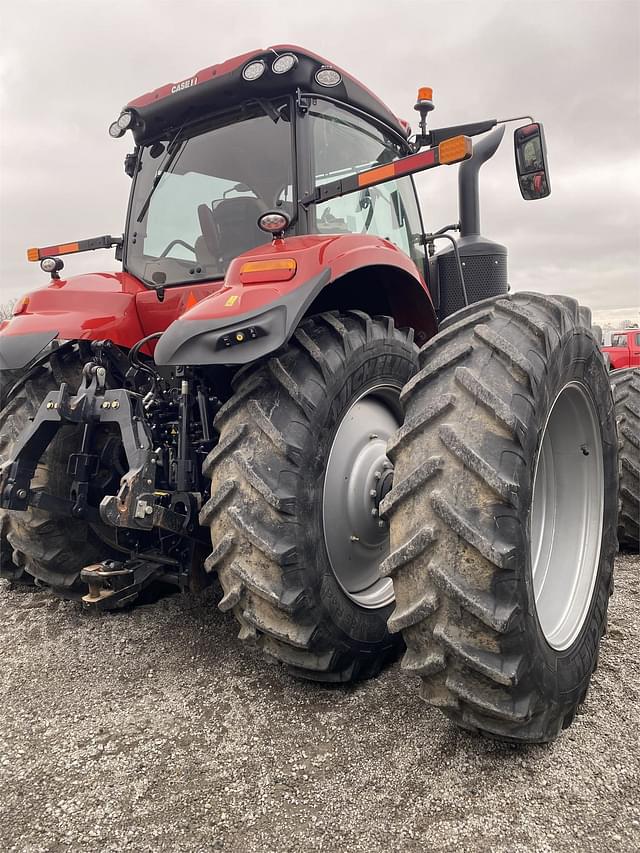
[{"xmin": 0, "ymin": 345, "xmax": 202, "ymax": 608}]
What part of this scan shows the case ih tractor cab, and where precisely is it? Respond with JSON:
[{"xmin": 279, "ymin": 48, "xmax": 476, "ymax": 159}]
[{"xmin": 0, "ymin": 46, "xmax": 619, "ymax": 743}]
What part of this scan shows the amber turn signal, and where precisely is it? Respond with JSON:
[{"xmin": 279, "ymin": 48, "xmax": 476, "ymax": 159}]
[{"xmin": 438, "ymin": 135, "xmax": 473, "ymax": 165}]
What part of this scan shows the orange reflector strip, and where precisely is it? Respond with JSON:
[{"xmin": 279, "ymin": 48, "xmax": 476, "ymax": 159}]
[
  {"xmin": 357, "ymin": 163, "xmax": 395, "ymax": 188},
  {"xmin": 27, "ymin": 242, "xmax": 81, "ymax": 261},
  {"xmin": 438, "ymin": 135, "xmax": 473, "ymax": 165},
  {"xmin": 417, "ymin": 86, "xmax": 433, "ymax": 101},
  {"xmin": 13, "ymin": 296, "xmax": 30, "ymax": 316},
  {"xmin": 56, "ymin": 242, "xmax": 81, "ymax": 255},
  {"xmin": 240, "ymin": 259, "xmax": 296, "ymax": 274}
]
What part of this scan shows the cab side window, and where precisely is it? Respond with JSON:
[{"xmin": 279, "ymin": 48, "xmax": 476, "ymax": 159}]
[
  {"xmin": 308, "ymin": 101, "xmax": 424, "ymax": 267},
  {"xmin": 611, "ymin": 334, "xmax": 627, "ymax": 347}
]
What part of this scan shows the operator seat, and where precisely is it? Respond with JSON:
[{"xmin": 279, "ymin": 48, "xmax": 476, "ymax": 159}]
[{"xmin": 211, "ymin": 196, "xmax": 269, "ymax": 265}]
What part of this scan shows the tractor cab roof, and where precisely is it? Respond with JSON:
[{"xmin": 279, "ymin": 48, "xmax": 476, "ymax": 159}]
[{"xmin": 126, "ymin": 44, "xmax": 409, "ymax": 144}]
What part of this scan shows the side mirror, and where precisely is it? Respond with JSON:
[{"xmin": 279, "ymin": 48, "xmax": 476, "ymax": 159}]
[{"xmin": 514, "ymin": 122, "xmax": 551, "ymax": 200}]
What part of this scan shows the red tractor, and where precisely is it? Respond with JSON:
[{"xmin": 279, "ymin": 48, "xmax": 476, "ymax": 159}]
[{"xmin": 0, "ymin": 46, "xmax": 619, "ymax": 743}]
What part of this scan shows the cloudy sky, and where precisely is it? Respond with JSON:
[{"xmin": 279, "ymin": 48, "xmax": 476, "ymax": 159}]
[{"xmin": 1, "ymin": 0, "xmax": 638, "ymax": 324}]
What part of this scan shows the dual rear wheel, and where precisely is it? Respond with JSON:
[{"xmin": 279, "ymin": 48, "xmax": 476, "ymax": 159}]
[{"xmin": 203, "ymin": 297, "xmax": 618, "ymax": 742}]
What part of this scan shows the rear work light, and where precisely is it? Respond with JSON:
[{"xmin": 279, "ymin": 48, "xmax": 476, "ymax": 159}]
[
  {"xmin": 272, "ymin": 53, "xmax": 298, "ymax": 74},
  {"xmin": 257, "ymin": 210, "xmax": 291, "ymax": 235},
  {"xmin": 242, "ymin": 60, "xmax": 266, "ymax": 81},
  {"xmin": 315, "ymin": 66, "xmax": 342, "ymax": 87}
]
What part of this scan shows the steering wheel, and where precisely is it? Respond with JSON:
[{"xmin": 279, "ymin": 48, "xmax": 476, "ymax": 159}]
[{"xmin": 158, "ymin": 239, "xmax": 196, "ymax": 259}]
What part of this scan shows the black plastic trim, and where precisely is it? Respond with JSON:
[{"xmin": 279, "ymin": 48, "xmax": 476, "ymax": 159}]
[
  {"xmin": 153, "ymin": 268, "xmax": 331, "ymax": 366},
  {"xmin": 0, "ymin": 331, "xmax": 59, "ymax": 370}
]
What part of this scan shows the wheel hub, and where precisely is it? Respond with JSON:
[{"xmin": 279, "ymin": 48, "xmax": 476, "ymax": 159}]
[
  {"xmin": 531, "ymin": 381, "xmax": 604, "ymax": 650},
  {"xmin": 323, "ymin": 385, "xmax": 401, "ymax": 610}
]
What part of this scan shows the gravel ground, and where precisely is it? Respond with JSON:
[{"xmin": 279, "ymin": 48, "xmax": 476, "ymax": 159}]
[{"xmin": 0, "ymin": 553, "xmax": 638, "ymax": 853}]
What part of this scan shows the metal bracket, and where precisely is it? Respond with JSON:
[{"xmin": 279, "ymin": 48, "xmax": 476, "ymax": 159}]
[{"xmin": 81, "ymin": 557, "xmax": 166, "ymax": 610}]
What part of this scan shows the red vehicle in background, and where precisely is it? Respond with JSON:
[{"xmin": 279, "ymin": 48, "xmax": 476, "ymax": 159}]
[{"xmin": 601, "ymin": 327, "xmax": 640, "ymax": 370}]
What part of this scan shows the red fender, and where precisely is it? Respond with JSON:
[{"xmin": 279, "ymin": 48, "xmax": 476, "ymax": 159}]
[
  {"xmin": 0, "ymin": 271, "xmax": 223, "ymax": 355},
  {"xmin": 153, "ymin": 234, "xmax": 438, "ymax": 365},
  {"xmin": 0, "ymin": 269, "xmax": 228, "ymax": 371},
  {"xmin": 177, "ymin": 233, "xmax": 434, "ymax": 326}
]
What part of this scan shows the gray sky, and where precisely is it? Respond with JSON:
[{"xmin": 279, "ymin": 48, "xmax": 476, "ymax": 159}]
[{"xmin": 1, "ymin": 0, "xmax": 638, "ymax": 324}]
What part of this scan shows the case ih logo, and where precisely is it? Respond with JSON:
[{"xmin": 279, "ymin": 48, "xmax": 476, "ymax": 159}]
[{"xmin": 171, "ymin": 76, "xmax": 198, "ymax": 94}]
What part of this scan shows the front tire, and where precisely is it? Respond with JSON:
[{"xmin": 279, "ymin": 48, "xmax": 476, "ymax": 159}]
[
  {"xmin": 383, "ymin": 293, "xmax": 617, "ymax": 743},
  {"xmin": 201, "ymin": 311, "xmax": 418, "ymax": 681}
]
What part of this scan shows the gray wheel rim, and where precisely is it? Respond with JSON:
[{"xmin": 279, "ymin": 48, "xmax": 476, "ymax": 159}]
[
  {"xmin": 322, "ymin": 383, "xmax": 401, "ymax": 609},
  {"xmin": 531, "ymin": 381, "xmax": 604, "ymax": 650}
]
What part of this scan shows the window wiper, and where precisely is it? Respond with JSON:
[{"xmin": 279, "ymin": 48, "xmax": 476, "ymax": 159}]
[{"xmin": 136, "ymin": 128, "xmax": 186, "ymax": 223}]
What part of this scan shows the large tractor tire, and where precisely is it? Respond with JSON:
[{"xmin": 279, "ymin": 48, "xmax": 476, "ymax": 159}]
[
  {"xmin": 201, "ymin": 311, "xmax": 418, "ymax": 682},
  {"xmin": 382, "ymin": 293, "xmax": 617, "ymax": 743},
  {"xmin": 0, "ymin": 350, "xmax": 113, "ymax": 590},
  {"xmin": 611, "ymin": 368, "xmax": 640, "ymax": 550}
]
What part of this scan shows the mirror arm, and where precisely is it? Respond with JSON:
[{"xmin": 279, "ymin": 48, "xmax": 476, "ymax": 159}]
[{"xmin": 424, "ymin": 119, "xmax": 498, "ymax": 148}]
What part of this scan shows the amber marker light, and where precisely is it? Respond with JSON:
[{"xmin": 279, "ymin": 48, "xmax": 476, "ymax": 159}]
[
  {"xmin": 27, "ymin": 242, "xmax": 81, "ymax": 261},
  {"xmin": 417, "ymin": 87, "xmax": 433, "ymax": 102},
  {"xmin": 12, "ymin": 295, "xmax": 30, "ymax": 316},
  {"xmin": 239, "ymin": 258, "xmax": 297, "ymax": 284},
  {"xmin": 438, "ymin": 135, "xmax": 473, "ymax": 165}
]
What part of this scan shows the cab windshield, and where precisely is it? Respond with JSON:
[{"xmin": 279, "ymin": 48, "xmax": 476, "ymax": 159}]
[{"xmin": 125, "ymin": 99, "xmax": 294, "ymax": 287}]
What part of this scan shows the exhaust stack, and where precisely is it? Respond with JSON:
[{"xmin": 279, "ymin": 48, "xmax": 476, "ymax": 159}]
[{"xmin": 435, "ymin": 125, "xmax": 509, "ymax": 320}]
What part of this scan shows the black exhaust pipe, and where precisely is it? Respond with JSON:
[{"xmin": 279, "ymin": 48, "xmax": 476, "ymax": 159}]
[
  {"xmin": 436, "ymin": 125, "xmax": 509, "ymax": 320},
  {"xmin": 459, "ymin": 125, "xmax": 505, "ymax": 237}
]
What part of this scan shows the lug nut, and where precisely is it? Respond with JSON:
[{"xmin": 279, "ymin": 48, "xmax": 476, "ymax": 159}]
[
  {"xmin": 111, "ymin": 401, "xmax": 120, "ymax": 409},
  {"xmin": 145, "ymin": 505, "xmax": 153, "ymax": 516},
  {"xmin": 46, "ymin": 402, "xmax": 54, "ymax": 409},
  {"xmin": 370, "ymin": 489, "xmax": 377, "ymax": 498},
  {"xmin": 349, "ymin": 535, "xmax": 360, "ymax": 542},
  {"xmin": 16, "ymin": 489, "xmax": 27, "ymax": 499},
  {"xmin": 101, "ymin": 401, "xmax": 110, "ymax": 409},
  {"xmin": 371, "ymin": 508, "xmax": 378, "ymax": 517},
  {"xmin": 378, "ymin": 519, "xmax": 386, "ymax": 529},
  {"xmin": 374, "ymin": 470, "xmax": 381, "ymax": 480},
  {"xmin": 369, "ymin": 433, "xmax": 379, "ymax": 440}
]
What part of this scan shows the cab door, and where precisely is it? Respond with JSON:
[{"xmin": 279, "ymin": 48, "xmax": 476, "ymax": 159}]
[
  {"xmin": 630, "ymin": 331, "xmax": 640, "ymax": 367},
  {"xmin": 608, "ymin": 332, "xmax": 631, "ymax": 369}
]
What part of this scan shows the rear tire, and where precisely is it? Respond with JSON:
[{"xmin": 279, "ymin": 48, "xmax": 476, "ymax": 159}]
[
  {"xmin": 383, "ymin": 293, "xmax": 617, "ymax": 742},
  {"xmin": 201, "ymin": 311, "xmax": 418, "ymax": 682},
  {"xmin": 611, "ymin": 368, "xmax": 640, "ymax": 551},
  {"xmin": 0, "ymin": 351, "xmax": 112, "ymax": 590}
]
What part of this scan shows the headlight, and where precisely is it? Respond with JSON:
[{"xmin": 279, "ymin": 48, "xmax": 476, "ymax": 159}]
[{"xmin": 108, "ymin": 121, "xmax": 125, "ymax": 138}]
